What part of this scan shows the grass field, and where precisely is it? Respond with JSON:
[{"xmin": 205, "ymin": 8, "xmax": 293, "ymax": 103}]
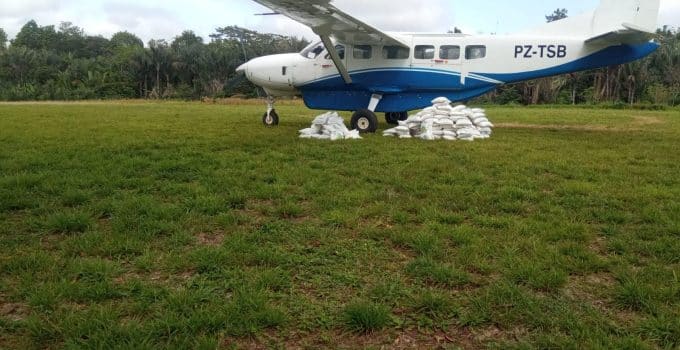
[{"xmin": 0, "ymin": 101, "xmax": 679, "ymax": 349}]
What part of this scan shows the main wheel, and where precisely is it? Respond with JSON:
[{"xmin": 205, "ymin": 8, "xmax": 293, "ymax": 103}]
[
  {"xmin": 351, "ymin": 109, "xmax": 379, "ymax": 133},
  {"xmin": 262, "ymin": 109, "xmax": 279, "ymax": 126},
  {"xmin": 385, "ymin": 112, "xmax": 399, "ymax": 125},
  {"xmin": 385, "ymin": 112, "xmax": 408, "ymax": 125}
]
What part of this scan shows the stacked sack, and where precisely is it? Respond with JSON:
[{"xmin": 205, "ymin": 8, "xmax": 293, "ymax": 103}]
[
  {"xmin": 383, "ymin": 97, "xmax": 494, "ymax": 141},
  {"xmin": 299, "ymin": 111, "xmax": 362, "ymax": 140}
]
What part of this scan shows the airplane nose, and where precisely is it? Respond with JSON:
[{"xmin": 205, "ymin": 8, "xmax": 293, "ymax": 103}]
[{"xmin": 236, "ymin": 62, "xmax": 248, "ymax": 74}]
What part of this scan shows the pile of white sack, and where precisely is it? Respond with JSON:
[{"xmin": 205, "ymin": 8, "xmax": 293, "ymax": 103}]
[
  {"xmin": 299, "ymin": 111, "xmax": 362, "ymax": 140},
  {"xmin": 383, "ymin": 97, "xmax": 494, "ymax": 141}
]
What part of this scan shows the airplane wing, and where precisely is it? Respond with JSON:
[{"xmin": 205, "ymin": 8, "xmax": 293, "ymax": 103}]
[
  {"xmin": 251, "ymin": 0, "xmax": 409, "ymax": 47},
  {"xmin": 585, "ymin": 23, "xmax": 656, "ymax": 46}
]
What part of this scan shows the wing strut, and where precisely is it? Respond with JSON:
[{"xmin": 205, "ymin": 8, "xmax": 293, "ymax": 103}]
[{"xmin": 319, "ymin": 35, "xmax": 352, "ymax": 84}]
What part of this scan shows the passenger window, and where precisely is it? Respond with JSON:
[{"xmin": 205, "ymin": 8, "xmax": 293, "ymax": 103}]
[
  {"xmin": 353, "ymin": 45, "xmax": 372, "ymax": 59},
  {"xmin": 382, "ymin": 46, "xmax": 410, "ymax": 59},
  {"xmin": 414, "ymin": 45, "xmax": 435, "ymax": 59},
  {"xmin": 440, "ymin": 45, "xmax": 460, "ymax": 60},
  {"xmin": 465, "ymin": 45, "xmax": 487, "ymax": 60},
  {"xmin": 324, "ymin": 45, "xmax": 345, "ymax": 60}
]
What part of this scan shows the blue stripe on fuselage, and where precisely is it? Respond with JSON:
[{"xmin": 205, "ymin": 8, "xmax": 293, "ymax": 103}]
[
  {"xmin": 480, "ymin": 42, "xmax": 660, "ymax": 83},
  {"xmin": 300, "ymin": 67, "xmax": 495, "ymax": 92}
]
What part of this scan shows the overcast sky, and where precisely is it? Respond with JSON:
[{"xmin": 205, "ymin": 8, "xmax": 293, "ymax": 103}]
[{"xmin": 0, "ymin": 0, "xmax": 678, "ymax": 44}]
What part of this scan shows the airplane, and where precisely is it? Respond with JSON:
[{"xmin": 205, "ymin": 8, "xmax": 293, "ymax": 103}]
[{"xmin": 236, "ymin": 0, "xmax": 661, "ymax": 133}]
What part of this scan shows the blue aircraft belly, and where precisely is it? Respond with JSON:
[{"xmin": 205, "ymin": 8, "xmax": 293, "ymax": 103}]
[
  {"xmin": 301, "ymin": 88, "xmax": 496, "ymax": 112},
  {"xmin": 299, "ymin": 69, "xmax": 496, "ymax": 112}
]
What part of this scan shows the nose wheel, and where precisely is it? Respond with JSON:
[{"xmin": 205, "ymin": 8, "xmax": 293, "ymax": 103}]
[
  {"xmin": 262, "ymin": 110, "xmax": 279, "ymax": 126},
  {"xmin": 262, "ymin": 96, "xmax": 279, "ymax": 127}
]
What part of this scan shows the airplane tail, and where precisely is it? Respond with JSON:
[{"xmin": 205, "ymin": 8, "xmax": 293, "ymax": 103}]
[
  {"xmin": 521, "ymin": 0, "xmax": 661, "ymax": 41},
  {"xmin": 591, "ymin": 0, "xmax": 661, "ymax": 35}
]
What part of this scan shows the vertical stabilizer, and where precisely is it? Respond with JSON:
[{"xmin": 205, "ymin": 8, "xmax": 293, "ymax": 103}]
[
  {"xmin": 518, "ymin": 0, "xmax": 660, "ymax": 39},
  {"xmin": 592, "ymin": 0, "xmax": 661, "ymax": 35}
]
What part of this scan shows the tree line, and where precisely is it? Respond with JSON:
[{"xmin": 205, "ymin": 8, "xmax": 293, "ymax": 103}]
[
  {"xmin": 0, "ymin": 15, "xmax": 678, "ymax": 105},
  {"xmin": 0, "ymin": 21, "xmax": 308, "ymax": 101}
]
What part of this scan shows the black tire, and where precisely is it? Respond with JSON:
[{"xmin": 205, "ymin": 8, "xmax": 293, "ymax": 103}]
[
  {"xmin": 262, "ymin": 109, "xmax": 279, "ymax": 126},
  {"xmin": 385, "ymin": 112, "xmax": 409, "ymax": 125},
  {"xmin": 385, "ymin": 112, "xmax": 400, "ymax": 125},
  {"xmin": 351, "ymin": 109, "xmax": 379, "ymax": 133}
]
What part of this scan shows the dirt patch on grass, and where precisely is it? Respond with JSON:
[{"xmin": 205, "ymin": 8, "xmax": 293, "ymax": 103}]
[
  {"xmin": 496, "ymin": 123, "xmax": 614, "ymax": 131},
  {"xmin": 589, "ymin": 236, "xmax": 609, "ymax": 256},
  {"xmin": 0, "ymin": 300, "xmax": 29, "ymax": 322},
  {"xmin": 203, "ymin": 97, "xmax": 305, "ymax": 106},
  {"xmin": 248, "ymin": 328, "xmax": 481, "ymax": 350},
  {"xmin": 563, "ymin": 273, "xmax": 639, "ymax": 325},
  {"xmin": 631, "ymin": 116, "xmax": 664, "ymax": 126},
  {"xmin": 564, "ymin": 273, "xmax": 614, "ymax": 309},
  {"xmin": 196, "ymin": 231, "xmax": 225, "ymax": 247},
  {"xmin": 497, "ymin": 116, "xmax": 665, "ymax": 132},
  {"xmin": 114, "ymin": 269, "xmax": 195, "ymax": 286},
  {"xmin": 247, "ymin": 323, "xmax": 529, "ymax": 350}
]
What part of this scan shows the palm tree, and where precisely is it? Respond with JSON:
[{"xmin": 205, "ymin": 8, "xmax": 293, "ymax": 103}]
[{"xmin": 148, "ymin": 39, "xmax": 172, "ymax": 98}]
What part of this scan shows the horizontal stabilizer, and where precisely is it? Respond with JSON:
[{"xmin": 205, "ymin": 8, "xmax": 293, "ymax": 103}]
[{"xmin": 585, "ymin": 23, "xmax": 656, "ymax": 46}]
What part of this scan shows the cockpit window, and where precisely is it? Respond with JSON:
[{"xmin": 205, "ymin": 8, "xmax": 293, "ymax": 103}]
[
  {"xmin": 324, "ymin": 45, "xmax": 345, "ymax": 60},
  {"xmin": 301, "ymin": 41, "xmax": 326, "ymax": 59}
]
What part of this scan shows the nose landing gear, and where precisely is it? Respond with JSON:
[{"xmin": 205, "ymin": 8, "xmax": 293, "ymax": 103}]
[{"xmin": 262, "ymin": 96, "xmax": 279, "ymax": 126}]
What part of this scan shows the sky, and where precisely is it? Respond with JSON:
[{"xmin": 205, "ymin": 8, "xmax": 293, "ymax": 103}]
[{"xmin": 0, "ymin": 0, "xmax": 679, "ymax": 44}]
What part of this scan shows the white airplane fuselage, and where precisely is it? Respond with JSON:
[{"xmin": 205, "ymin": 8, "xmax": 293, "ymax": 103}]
[{"xmin": 238, "ymin": 33, "xmax": 659, "ymax": 112}]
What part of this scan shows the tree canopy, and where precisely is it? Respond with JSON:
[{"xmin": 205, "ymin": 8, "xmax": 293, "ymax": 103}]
[
  {"xmin": 546, "ymin": 8, "xmax": 568, "ymax": 23},
  {"xmin": 0, "ymin": 28, "xmax": 7, "ymax": 51}
]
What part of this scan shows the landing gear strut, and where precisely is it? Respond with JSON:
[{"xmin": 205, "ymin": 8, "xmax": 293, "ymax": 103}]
[{"xmin": 262, "ymin": 96, "xmax": 279, "ymax": 126}]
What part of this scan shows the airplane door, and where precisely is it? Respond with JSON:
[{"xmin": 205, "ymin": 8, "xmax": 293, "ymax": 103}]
[
  {"xmin": 412, "ymin": 41, "xmax": 464, "ymax": 88},
  {"xmin": 435, "ymin": 45, "xmax": 463, "ymax": 80}
]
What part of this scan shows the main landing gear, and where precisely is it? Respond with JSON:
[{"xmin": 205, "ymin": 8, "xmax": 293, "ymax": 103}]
[
  {"xmin": 350, "ymin": 109, "xmax": 379, "ymax": 133},
  {"xmin": 351, "ymin": 110, "xmax": 408, "ymax": 133},
  {"xmin": 350, "ymin": 94, "xmax": 409, "ymax": 133},
  {"xmin": 385, "ymin": 112, "xmax": 408, "ymax": 125},
  {"xmin": 262, "ymin": 96, "xmax": 279, "ymax": 126}
]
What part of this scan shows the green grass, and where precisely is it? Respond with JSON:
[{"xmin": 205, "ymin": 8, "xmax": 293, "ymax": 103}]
[
  {"xmin": 343, "ymin": 301, "xmax": 392, "ymax": 333},
  {"xmin": 0, "ymin": 100, "xmax": 679, "ymax": 348}
]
